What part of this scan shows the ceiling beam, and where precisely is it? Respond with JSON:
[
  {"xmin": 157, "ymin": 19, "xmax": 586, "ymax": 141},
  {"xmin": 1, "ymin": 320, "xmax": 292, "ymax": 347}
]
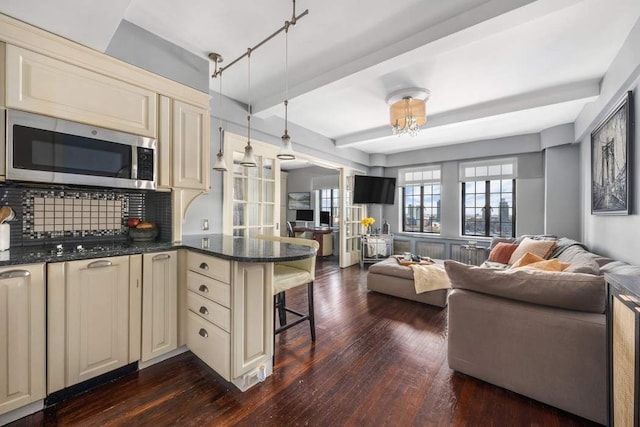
[
  {"xmin": 252, "ymin": 0, "xmax": 583, "ymax": 117},
  {"xmin": 334, "ymin": 79, "xmax": 600, "ymax": 148}
]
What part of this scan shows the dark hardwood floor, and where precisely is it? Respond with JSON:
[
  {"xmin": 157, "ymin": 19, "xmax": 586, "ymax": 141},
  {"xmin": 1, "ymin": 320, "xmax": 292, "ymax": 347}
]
[{"xmin": 11, "ymin": 257, "xmax": 600, "ymax": 426}]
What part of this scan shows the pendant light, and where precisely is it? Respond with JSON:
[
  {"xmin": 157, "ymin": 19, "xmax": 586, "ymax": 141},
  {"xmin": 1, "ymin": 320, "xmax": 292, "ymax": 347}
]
[
  {"xmin": 210, "ymin": 52, "xmax": 228, "ymax": 172},
  {"xmin": 277, "ymin": 23, "xmax": 295, "ymax": 160},
  {"xmin": 240, "ymin": 47, "xmax": 257, "ymax": 168}
]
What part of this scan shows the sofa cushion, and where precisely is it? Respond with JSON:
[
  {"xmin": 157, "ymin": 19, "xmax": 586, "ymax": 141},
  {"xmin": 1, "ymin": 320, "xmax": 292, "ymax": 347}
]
[
  {"xmin": 564, "ymin": 255, "xmax": 600, "ymax": 275},
  {"xmin": 509, "ymin": 238, "xmax": 557, "ymax": 264},
  {"xmin": 487, "ymin": 242, "xmax": 519, "ymax": 264},
  {"xmin": 444, "ymin": 260, "xmax": 606, "ymax": 313}
]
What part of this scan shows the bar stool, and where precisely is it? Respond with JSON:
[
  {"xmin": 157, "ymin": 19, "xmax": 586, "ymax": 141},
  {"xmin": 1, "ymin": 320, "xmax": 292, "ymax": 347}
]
[{"xmin": 256, "ymin": 234, "xmax": 319, "ymax": 341}]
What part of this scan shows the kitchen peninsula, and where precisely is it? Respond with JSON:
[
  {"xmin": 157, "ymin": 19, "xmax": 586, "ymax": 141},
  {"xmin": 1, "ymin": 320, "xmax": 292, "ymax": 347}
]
[{"xmin": 0, "ymin": 234, "xmax": 316, "ymax": 424}]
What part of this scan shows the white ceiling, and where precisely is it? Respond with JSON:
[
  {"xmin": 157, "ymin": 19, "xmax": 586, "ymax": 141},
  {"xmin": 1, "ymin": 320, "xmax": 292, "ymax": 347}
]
[{"xmin": 1, "ymin": 0, "xmax": 638, "ymax": 156}]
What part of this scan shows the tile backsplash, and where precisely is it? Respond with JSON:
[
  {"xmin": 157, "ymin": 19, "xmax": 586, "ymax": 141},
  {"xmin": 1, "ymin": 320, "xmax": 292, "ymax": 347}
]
[
  {"xmin": 0, "ymin": 183, "xmax": 172, "ymax": 247},
  {"xmin": 25, "ymin": 191, "xmax": 129, "ymax": 238}
]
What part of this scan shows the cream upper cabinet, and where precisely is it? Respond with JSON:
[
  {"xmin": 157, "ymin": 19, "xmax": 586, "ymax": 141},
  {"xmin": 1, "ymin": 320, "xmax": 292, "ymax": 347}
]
[
  {"xmin": 141, "ymin": 251, "xmax": 178, "ymax": 362},
  {"xmin": 157, "ymin": 96, "xmax": 172, "ymax": 190},
  {"xmin": 48, "ymin": 256, "xmax": 132, "ymax": 392},
  {"xmin": 0, "ymin": 264, "xmax": 45, "ymax": 416},
  {"xmin": 5, "ymin": 45, "xmax": 157, "ymax": 138},
  {"xmin": 0, "ymin": 42, "xmax": 6, "ymax": 180},
  {"xmin": 172, "ymin": 100, "xmax": 210, "ymax": 190}
]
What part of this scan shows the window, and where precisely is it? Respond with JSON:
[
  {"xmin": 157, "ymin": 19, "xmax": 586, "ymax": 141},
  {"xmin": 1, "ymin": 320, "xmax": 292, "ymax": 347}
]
[
  {"xmin": 399, "ymin": 166, "xmax": 441, "ymax": 233},
  {"xmin": 319, "ymin": 188, "xmax": 340, "ymax": 227},
  {"xmin": 460, "ymin": 159, "xmax": 516, "ymax": 237}
]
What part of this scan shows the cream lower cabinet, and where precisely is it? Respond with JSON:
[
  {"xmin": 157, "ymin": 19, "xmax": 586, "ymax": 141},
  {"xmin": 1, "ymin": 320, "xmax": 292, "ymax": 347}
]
[
  {"xmin": 185, "ymin": 252, "xmax": 273, "ymax": 390},
  {"xmin": 48, "ymin": 256, "xmax": 139, "ymax": 393},
  {"xmin": 0, "ymin": 264, "xmax": 46, "ymax": 416},
  {"xmin": 141, "ymin": 251, "xmax": 178, "ymax": 362}
]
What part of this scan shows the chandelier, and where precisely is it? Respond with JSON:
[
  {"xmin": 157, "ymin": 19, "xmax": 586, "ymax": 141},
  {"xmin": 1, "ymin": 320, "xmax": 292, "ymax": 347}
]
[{"xmin": 386, "ymin": 88, "xmax": 431, "ymax": 137}]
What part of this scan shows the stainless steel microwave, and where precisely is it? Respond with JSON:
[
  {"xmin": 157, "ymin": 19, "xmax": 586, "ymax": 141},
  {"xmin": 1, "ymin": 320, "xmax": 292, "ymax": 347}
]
[{"xmin": 6, "ymin": 110, "xmax": 157, "ymax": 190}]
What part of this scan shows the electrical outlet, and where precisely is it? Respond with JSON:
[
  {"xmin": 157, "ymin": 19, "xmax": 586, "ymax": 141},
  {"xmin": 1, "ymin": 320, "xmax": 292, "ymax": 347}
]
[{"xmin": 202, "ymin": 219, "xmax": 209, "ymax": 230}]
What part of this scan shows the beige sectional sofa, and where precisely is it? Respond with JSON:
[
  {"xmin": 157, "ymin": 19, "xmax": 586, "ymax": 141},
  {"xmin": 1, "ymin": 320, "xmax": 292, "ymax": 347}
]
[{"xmin": 445, "ymin": 237, "xmax": 640, "ymax": 424}]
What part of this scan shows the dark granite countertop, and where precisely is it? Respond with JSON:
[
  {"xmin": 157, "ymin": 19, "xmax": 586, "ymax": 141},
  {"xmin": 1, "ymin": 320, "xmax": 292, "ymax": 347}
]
[{"xmin": 0, "ymin": 234, "xmax": 315, "ymax": 266}]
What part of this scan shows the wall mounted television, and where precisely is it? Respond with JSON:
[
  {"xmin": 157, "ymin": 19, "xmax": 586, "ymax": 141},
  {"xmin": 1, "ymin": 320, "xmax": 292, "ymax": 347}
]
[
  {"xmin": 352, "ymin": 175, "xmax": 396, "ymax": 205},
  {"xmin": 296, "ymin": 209, "xmax": 314, "ymax": 221}
]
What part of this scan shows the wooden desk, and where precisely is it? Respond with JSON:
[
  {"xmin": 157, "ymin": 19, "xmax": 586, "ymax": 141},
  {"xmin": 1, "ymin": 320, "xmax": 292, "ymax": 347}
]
[{"xmin": 293, "ymin": 227, "xmax": 333, "ymax": 257}]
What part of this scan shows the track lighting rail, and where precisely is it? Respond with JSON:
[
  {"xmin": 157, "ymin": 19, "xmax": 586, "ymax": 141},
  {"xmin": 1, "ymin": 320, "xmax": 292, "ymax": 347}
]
[{"xmin": 210, "ymin": 0, "xmax": 308, "ymax": 78}]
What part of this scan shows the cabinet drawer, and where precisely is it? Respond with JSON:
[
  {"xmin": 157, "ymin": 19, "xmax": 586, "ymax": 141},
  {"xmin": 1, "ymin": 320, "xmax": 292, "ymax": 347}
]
[
  {"xmin": 187, "ymin": 290, "xmax": 230, "ymax": 333},
  {"xmin": 187, "ymin": 251, "xmax": 230, "ymax": 283},
  {"xmin": 187, "ymin": 270, "xmax": 230, "ymax": 308},
  {"xmin": 187, "ymin": 311, "xmax": 230, "ymax": 380}
]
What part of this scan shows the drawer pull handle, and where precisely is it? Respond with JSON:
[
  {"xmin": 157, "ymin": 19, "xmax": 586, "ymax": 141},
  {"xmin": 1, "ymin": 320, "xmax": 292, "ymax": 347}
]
[
  {"xmin": 0, "ymin": 270, "xmax": 31, "ymax": 280},
  {"xmin": 199, "ymin": 328, "xmax": 208, "ymax": 338},
  {"xmin": 199, "ymin": 262, "xmax": 209, "ymax": 270},
  {"xmin": 199, "ymin": 284, "xmax": 209, "ymax": 293},
  {"xmin": 153, "ymin": 254, "xmax": 171, "ymax": 261},
  {"xmin": 88, "ymin": 260, "xmax": 112, "ymax": 269},
  {"xmin": 199, "ymin": 306, "xmax": 209, "ymax": 315}
]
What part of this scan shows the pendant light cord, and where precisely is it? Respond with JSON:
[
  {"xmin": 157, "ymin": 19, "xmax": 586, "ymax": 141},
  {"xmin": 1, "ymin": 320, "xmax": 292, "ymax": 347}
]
[
  {"xmin": 218, "ymin": 70, "xmax": 224, "ymax": 153},
  {"xmin": 284, "ymin": 25, "xmax": 289, "ymax": 133},
  {"xmin": 247, "ymin": 48, "xmax": 252, "ymax": 145}
]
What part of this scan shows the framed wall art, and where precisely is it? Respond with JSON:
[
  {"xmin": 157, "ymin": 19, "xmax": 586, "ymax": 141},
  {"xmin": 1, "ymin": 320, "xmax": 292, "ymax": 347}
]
[
  {"xmin": 591, "ymin": 91, "xmax": 633, "ymax": 215},
  {"xmin": 288, "ymin": 192, "xmax": 311, "ymax": 210}
]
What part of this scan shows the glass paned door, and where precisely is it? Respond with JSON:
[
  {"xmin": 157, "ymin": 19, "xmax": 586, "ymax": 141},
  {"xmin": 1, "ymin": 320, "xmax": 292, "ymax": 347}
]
[
  {"xmin": 340, "ymin": 168, "xmax": 364, "ymax": 268},
  {"xmin": 223, "ymin": 133, "xmax": 280, "ymax": 237}
]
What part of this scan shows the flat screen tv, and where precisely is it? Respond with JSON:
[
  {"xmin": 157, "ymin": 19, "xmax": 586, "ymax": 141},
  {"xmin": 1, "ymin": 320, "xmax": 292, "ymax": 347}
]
[
  {"xmin": 296, "ymin": 209, "xmax": 314, "ymax": 221},
  {"xmin": 319, "ymin": 211, "xmax": 331, "ymax": 225},
  {"xmin": 353, "ymin": 175, "xmax": 396, "ymax": 205}
]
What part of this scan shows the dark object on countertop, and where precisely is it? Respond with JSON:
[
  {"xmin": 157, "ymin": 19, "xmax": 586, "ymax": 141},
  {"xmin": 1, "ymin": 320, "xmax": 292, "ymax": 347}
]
[{"xmin": 129, "ymin": 227, "xmax": 158, "ymax": 242}]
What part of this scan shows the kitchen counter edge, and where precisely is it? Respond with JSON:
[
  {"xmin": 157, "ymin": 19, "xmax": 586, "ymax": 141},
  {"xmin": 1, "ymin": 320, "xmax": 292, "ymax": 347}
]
[{"xmin": 0, "ymin": 235, "xmax": 316, "ymax": 266}]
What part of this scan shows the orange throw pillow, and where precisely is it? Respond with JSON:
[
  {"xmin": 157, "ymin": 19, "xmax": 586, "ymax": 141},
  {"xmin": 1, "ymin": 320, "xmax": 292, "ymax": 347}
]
[
  {"xmin": 487, "ymin": 242, "xmax": 519, "ymax": 264},
  {"xmin": 514, "ymin": 258, "xmax": 571, "ymax": 272},
  {"xmin": 510, "ymin": 252, "xmax": 545, "ymax": 268}
]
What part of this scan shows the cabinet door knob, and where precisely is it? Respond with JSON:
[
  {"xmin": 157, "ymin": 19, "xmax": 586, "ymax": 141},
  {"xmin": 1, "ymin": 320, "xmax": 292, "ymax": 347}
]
[
  {"xmin": 199, "ymin": 262, "xmax": 209, "ymax": 270},
  {"xmin": 198, "ymin": 328, "xmax": 208, "ymax": 338},
  {"xmin": 0, "ymin": 269, "xmax": 30, "ymax": 280},
  {"xmin": 153, "ymin": 254, "xmax": 171, "ymax": 261},
  {"xmin": 199, "ymin": 284, "xmax": 209, "ymax": 293},
  {"xmin": 199, "ymin": 306, "xmax": 209, "ymax": 315}
]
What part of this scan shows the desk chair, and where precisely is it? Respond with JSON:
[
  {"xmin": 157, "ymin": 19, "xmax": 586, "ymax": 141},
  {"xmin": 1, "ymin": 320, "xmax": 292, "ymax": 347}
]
[
  {"xmin": 256, "ymin": 234, "xmax": 319, "ymax": 341},
  {"xmin": 286, "ymin": 221, "xmax": 295, "ymax": 237}
]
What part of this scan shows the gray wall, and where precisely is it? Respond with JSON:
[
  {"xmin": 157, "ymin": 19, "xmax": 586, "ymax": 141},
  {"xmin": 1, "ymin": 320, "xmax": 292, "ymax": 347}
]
[
  {"xmin": 544, "ymin": 144, "xmax": 580, "ymax": 240},
  {"xmin": 575, "ymin": 18, "xmax": 640, "ymax": 265},
  {"xmin": 106, "ymin": 20, "xmax": 209, "ymax": 93},
  {"xmin": 382, "ymin": 142, "xmax": 546, "ymax": 244}
]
